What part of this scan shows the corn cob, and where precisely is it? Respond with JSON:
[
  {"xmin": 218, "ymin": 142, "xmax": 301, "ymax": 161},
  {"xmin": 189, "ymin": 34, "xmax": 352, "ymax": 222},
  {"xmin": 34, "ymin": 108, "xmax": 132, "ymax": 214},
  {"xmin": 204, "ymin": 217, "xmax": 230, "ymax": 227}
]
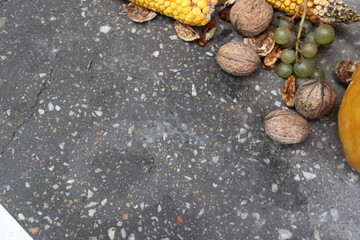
[
  {"xmin": 265, "ymin": 0, "xmax": 360, "ymax": 24},
  {"xmin": 129, "ymin": 0, "xmax": 218, "ymax": 26}
]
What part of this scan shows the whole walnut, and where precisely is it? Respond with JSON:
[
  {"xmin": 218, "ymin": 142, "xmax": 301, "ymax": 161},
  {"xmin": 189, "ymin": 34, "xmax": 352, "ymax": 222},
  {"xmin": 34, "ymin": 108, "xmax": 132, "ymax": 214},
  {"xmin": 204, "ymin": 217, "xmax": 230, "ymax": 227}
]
[
  {"xmin": 295, "ymin": 79, "xmax": 336, "ymax": 120},
  {"xmin": 230, "ymin": 0, "xmax": 273, "ymax": 37},
  {"xmin": 264, "ymin": 109, "xmax": 309, "ymax": 144},
  {"xmin": 216, "ymin": 42, "xmax": 260, "ymax": 76}
]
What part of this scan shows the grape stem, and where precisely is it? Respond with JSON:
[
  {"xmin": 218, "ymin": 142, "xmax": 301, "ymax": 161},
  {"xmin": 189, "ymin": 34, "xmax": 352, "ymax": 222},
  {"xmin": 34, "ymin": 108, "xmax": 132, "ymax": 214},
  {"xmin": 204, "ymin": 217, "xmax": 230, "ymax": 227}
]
[{"xmin": 295, "ymin": 0, "xmax": 308, "ymax": 62}]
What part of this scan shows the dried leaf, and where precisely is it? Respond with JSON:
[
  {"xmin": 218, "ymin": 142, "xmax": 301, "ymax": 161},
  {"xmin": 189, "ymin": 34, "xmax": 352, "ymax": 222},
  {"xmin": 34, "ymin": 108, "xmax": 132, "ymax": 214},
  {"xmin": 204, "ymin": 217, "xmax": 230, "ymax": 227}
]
[
  {"xmin": 125, "ymin": 3, "xmax": 157, "ymax": 23},
  {"xmin": 281, "ymin": 75, "xmax": 296, "ymax": 107},
  {"xmin": 199, "ymin": 19, "xmax": 216, "ymax": 46},
  {"xmin": 263, "ymin": 44, "xmax": 282, "ymax": 67},
  {"xmin": 174, "ymin": 21, "xmax": 200, "ymax": 41},
  {"xmin": 218, "ymin": 6, "xmax": 232, "ymax": 21}
]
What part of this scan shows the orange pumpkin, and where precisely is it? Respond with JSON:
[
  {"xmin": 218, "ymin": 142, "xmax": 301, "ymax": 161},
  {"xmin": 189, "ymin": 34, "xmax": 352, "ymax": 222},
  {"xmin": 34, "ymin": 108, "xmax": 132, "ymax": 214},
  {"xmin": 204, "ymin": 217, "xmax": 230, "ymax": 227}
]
[{"xmin": 338, "ymin": 66, "xmax": 360, "ymax": 171}]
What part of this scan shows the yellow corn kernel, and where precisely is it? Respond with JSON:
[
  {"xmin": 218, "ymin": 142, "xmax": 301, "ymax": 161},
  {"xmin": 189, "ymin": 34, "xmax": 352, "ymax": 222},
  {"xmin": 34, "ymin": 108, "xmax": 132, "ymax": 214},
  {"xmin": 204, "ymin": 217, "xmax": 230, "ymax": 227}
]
[
  {"xmin": 265, "ymin": 0, "xmax": 360, "ymax": 24},
  {"xmin": 129, "ymin": 0, "xmax": 217, "ymax": 26}
]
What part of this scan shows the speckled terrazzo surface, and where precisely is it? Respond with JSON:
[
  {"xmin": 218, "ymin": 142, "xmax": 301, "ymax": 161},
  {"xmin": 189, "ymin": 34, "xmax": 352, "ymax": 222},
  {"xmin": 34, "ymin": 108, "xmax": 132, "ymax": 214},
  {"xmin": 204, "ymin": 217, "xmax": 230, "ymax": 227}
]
[{"xmin": 1, "ymin": 0, "xmax": 360, "ymax": 239}]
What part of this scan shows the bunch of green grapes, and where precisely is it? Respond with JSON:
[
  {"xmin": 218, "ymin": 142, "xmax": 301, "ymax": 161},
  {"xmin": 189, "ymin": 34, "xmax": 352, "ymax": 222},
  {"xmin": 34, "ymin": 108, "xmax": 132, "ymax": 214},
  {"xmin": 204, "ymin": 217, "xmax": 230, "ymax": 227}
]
[{"xmin": 271, "ymin": 11, "xmax": 335, "ymax": 86}]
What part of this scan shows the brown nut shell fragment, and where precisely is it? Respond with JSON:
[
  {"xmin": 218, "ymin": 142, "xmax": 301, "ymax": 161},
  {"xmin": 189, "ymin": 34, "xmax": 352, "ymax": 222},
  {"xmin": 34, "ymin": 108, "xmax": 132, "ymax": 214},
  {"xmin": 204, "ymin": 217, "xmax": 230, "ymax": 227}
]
[
  {"xmin": 263, "ymin": 44, "xmax": 282, "ymax": 67},
  {"xmin": 294, "ymin": 79, "xmax": 336, "ymax": 120},
  {"xmin": 230, "ymin": 0, "xmax": 273, "ymax": 37},
  {"xmin": 216, "ymin": 42, "xmax": 260, "ymax": 77},
  {"xmin": 264, "ymin": 109, "xmax": 309, "ymax": 144},
  {"xmin": 244, "ymin": 31, "xmax": 275, "ymax": 57},
  {"xmin": 334, "ymin": 60, "xmax": 360, "ymax": 85},
  {"xmin": 174, "ymin": 21, "xmax": 200, "ymax": 41},
  {"xmin": 281, "ymin": 75, "xmax": 296, "ymax": 107},
  {"xmin": 125, "ymin": 3, "xmax": 157, "ymax": 23}
]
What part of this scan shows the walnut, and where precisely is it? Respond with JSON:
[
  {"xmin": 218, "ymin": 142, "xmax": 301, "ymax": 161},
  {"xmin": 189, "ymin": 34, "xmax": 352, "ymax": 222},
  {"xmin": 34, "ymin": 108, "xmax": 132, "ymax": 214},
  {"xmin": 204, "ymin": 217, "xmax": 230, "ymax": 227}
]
[
  {"xmin": 294, "ymin": 79, "xmax": 336, "ymax": 120},
  {"xmin": 281, "ymin": 75, "xmax": 296, "ymax": 107},
  {"xmin": 230, "ymin": 0, "xmax": 273, "ymax": 37},
  {"xmin": 334, "ymin": 60, "xmax": 360, "ymax": 85},
  {"xmin": 264, "ymin": 109, "xmax": 309, "ymax": 144},
  {"xmin": 216, "ymin": 42, "xmax": 260, "ymax": 76}
]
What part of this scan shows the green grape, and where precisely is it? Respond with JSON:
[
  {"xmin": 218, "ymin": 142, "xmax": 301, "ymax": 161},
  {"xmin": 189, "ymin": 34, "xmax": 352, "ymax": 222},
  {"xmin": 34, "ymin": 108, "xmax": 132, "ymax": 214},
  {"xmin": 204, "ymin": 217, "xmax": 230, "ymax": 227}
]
[
  {"xmin": 274, "ymin": 26, "xmax": 292, "ymax": 45},
  {"xmin": 276, "ymin": 63, "xmax": 293, "ymax": 78},
  {"xmin": 296, "ymin": 77, "xmax": 309, "ymax": 88},
  {"xmin": 294, "ymin": 58, "xmax": 316, "ymax": 78},
  {"xmin": 301, "ymin": 43, "xmax": 318, "ymax": 58},
  {"xmin": 280, "ymin": 49, "xmax": 296, "ymax": 64},
  {"xmin": 314, "ymin": 24, "xmax": 335, "ymax": 45},
  {"xmin": 295, "ymin": 20, "xmax": 313, "ymax": 37},
  {"xmin": 271, "ymin": 11, "xmax": 288, "ymax": 27},
  {"xmin": 304, "ymin": 31, "xmax": 318, "ymax": 45},
  {"xmin": 279, "ymin": 19, "xmax": 294, "ymax": 29},
  {"xmin": 281, "ymin": 32, "xmax": 297, "ymax": 48},
  {"xmin": 310, "ymin": 67, "xmax": 325, "ymax": 79}
]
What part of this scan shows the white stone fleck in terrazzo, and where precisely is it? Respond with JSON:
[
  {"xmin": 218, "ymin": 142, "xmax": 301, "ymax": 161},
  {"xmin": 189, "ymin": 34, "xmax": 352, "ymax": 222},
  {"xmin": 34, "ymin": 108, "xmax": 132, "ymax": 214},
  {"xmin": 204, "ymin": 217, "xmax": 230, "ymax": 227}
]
[
  {"xmin": 25, "ymin": 182, "xmax": 30, "ymax": 188},
  {"xmin": 198, "ymin": 208, "xmax": 205, "ymax": 216},
  {"xmin": 205, "ymin": 52, "xmax": 213, "ymax": 57},
  {"xmin": 67, "ymin": 179, "xmax": 74, "ymax": 184},
  {"xmin": 18, "ymin": 213, "xmax": 25, "ymax": 221},
  {"xmin": 303, "ymin": 171, "xmax": 316, "ymax": 180},
  {"xmin": 59, "ymin": 142, "xmax": 65, "ymax": 150},
  {"xmin": 55, "ymin": 105, "xmax": 61, "ymax": 111},
  {"xmin": 330, "ymin": 208, "xmax": 339, "ymax": 221},
  {"xmin": 157, "ymin": 204, "xmax": 162, "ymax": 212},
  {"xmin": 6, "ymin": 109, "xmax": 10, "ymax": 116},
  {"xmin": 121, "ymin": 228, "xmax": 126, "ymax": 239},
  {"xmin": 271, "ymin": 90, "xmax": 278, "ymax": 96},
  {"xmin": 94, "ymin": 168, "xmax": 102, "ymax": 173},
  {"xmin": 38, "ymin": 109, "xmax": 45, "ymax": 115},
  {"xmin": 278, "ymin": 229, "xmax": 293, "ymax": 240},
  {"xmin": 48, "ymin": 165, "xmax": 54, "ymax": 171},
  {"xmin": 87, "ymin": 189, "xmax": 94, "ymax": 199},
  {"xmin": 108, "ymin": 227, "xmax": 116, "ymax": 240},
  {"xmin": 191, "ymin": 84, "xmax": 197, "ymax": 97},
  {"xmin": 101, "ymin": 198, "xmax": 107, "ymax": 206},
  {"xmin": 128, "ymin": 233, "xmax": 135, "ymax": 240},
  {"xmin": 85, "ymin": 202, "xmax": 98, "ymax": 208},
  {"xmin": 94, "ymin": 111, "xmax": 103, "ymax": 117},
  {"xmin": 39, "ymin": 73, "xmax": 47, "ymax": 78},
  {"xmin": 240, "ymin": 212, "xmax": 248, "ymax": 219},
  {"xmin": 255, "ymin": 85, "xmax": 260, "ymax": 91},
  {"xmin": 212, "ymin": 156, "xmax": 219, "ymax": 163},
  {"xmin": 100, "ymin": 26, "xmax": 111, "ymax": 33},
  {"xmin": 48, "ymin": 102, "xmax": 54, "ymax": 111},
  {"xmin": 88, "ymin": 209, "xmax": 96, "ymax": 217},
  {"xmin": 169, "ymin": 35, "xmax": 178, "ymax": 40},
  {"xmin": 275, "ymin": 100, "xmax": 282, "ymax": 107},
  {"xmin": 152, "ymin": 51, "xmax": 159, "ymax": 57},
  {"xmin": 271, "ymin": 183, "xmax": 278, "ymax": 193},
  {"xmin": 294, "ymin": 175, "xmax": 301, "ymax": 181},
  {"xmin": 52, "ymin": 184, "xmax": 59, "ymax": 189}
]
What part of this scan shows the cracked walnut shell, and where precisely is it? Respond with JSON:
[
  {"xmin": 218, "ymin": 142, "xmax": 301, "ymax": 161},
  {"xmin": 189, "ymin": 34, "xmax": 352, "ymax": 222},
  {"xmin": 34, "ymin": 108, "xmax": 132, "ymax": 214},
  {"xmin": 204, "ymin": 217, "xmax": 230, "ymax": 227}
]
[{"xmin": 216, "ymin": 42, "xmax": 260, "ymax": 77}]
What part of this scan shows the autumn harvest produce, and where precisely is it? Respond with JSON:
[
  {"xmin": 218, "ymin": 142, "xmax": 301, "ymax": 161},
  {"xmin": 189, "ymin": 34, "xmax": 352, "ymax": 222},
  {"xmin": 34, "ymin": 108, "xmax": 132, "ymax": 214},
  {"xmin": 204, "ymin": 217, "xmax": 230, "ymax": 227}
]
[
  {"xmin": 264, "ymin": 109, "xmax": 309, "ymax": 144},
  {"xmin": 338, "ymin": 66, "xmax": 360, "ymax": 172},
  {"xmin": 123, "ymin": 0, "xmax": 360, "ymax": 167}
]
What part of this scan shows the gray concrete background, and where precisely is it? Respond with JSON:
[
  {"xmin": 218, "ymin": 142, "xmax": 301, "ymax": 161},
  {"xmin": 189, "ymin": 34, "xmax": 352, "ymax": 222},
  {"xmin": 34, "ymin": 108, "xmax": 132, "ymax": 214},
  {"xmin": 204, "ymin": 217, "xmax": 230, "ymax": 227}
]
[{"xmin": 1, "ymin": 0, "xmax": 360, "ymax": 239}]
